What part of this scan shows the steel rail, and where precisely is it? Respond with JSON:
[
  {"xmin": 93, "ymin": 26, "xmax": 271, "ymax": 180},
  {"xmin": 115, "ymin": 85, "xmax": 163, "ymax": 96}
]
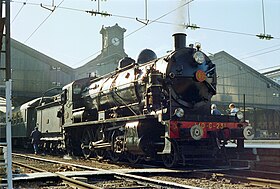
[
  {"xmin": 214, "ymin": 172, "xmax": 280, "ymax": 189},
  {"xmin": 13, "ymin": 161, "xmax": 46, "ymax": 173},
  {"xmin": 191, "ymin": 170, "xmax": 280, "ymax": 189},
  {"xmin": 218, "ymin": 169, "xmax": 280, "ymax": 181},
  {"xmin": 12, "ymin": 161, "xmax": 101, "ymax": 189}
]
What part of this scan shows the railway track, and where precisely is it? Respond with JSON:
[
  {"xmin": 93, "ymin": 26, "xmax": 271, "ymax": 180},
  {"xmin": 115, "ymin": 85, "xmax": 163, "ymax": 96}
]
[
  {"xmin": 212, "ymin": 172, "xmax": 280, "ymax": 188},
  {"xmin": 13, "ymin": 160, "xmax": 100, "ymax": 189},
  {"xmin": 186, "ymin": 170, "xmax": 280, "ymax": 189},
  {"xmin": 12, "ymin": 153, "xmax": 203, "ymax": 189},
  {"xmin": 11, "ymin": 153, "xmax": 279, "ymax": 188}
]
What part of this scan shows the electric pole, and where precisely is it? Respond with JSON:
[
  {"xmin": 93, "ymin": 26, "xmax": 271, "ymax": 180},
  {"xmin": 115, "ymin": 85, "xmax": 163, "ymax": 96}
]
[{"xmin": 0, "ymin": 0, "xmax": 13, "ymax": 188}]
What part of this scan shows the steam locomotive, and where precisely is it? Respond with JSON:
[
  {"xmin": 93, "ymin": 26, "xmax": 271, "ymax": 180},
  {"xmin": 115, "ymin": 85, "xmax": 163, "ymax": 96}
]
[{"xmin": 1, "ymin": 33, "xmax": 254, "ymax": 167}]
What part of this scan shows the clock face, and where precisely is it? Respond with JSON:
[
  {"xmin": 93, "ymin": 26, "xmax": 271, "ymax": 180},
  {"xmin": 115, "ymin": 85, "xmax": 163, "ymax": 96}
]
[{"xmin": 111, "ymin": 37, "xmax": 120, "ymax": 46}]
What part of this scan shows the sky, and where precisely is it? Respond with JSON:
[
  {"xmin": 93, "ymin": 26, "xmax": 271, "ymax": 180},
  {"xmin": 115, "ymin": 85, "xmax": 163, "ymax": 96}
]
[{"xmin": 11, "ymin": 0, "xmax": 280, "ymax": 71}]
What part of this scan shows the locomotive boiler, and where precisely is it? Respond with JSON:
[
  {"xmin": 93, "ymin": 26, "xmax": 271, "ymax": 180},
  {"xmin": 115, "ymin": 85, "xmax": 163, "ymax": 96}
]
[
  {"xmin": 57, "ymin": 33, "xmax": 253, "ymax": 167},
  {"xmin": 72, "ymin": 34, "xmax": 216, "ymax": 121}
]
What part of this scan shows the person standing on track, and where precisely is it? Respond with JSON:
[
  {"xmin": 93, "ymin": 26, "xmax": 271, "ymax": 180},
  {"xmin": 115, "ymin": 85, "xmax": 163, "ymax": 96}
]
[{"xmin": 30, "ymin": 127, "xmax": 41, "ymax": 155}]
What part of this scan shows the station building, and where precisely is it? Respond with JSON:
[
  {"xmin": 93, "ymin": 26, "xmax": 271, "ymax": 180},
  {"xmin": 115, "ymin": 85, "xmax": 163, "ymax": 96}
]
[
  {"xmin": 261, "ymin": 66, "xmax": 280, "ymax": 85},
  {"xmin": 210, "ymin": 52, "xmax": 280, "ymax": 138},
  {"xmin": 75, "ymin": 24, "xmax": 127, "ymax": 79},
  {"xmin": 0, "ymin": 24, "xmax": 127, "ymax": 106},
  {"xmin": 0, "ymin": 39, "xmax": 74, "ymax": 106}
]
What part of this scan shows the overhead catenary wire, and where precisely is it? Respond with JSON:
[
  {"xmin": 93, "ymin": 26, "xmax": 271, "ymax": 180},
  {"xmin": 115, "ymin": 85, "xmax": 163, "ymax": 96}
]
[
  {"xmin": 73, "ymin": 2, "xmax": 280, "ymax": 65},
  {"xmin": 258, "ymin": 65, "xmax": 280, "ymax": 72},
  {"xmin": 11, "ymin": 0, "xmax": 194, "ymax": 64},
  {"xmin": 12, "ymin": 0, "xmax": 28, "ymax": 24},
  {"xmin": 10, "ymin": 1, "xmax": 280, "ymax": 104},
  {"xmin": 214, "ymin": 55, "xmax": 280, "ymax": 81},
  {"xmin": 238, "ymin": 43, "xmax": 280, "ymax": 58},
  {"xmin": 11, "ymin": 0, "xmax": 280, "ymax": 68},
  {"xmin": 11, "ymin": 1, "xmax": 280, "ymax": 108},
  {"xmin": 207, "ymin": 46, "xmax": 280, "ymax": 81},
  {"xmin": 214, "ymin": 62, "xmax": 280, "ymax": 82},
  {"xmin": 24, "ymin": 12, "xmax": 52, "ymax": 43},
  {"xmin": 24, "ymin": 0, "xmax": 65, "ymax": 43},
  {"xmin": 102, "ymin": 9, "xmax": 280, "ymax": 40},
  {"xmin": 77, "ymin": 0, "xmax": 195, "ymax": 65},
  {"xmin": 240, "ymin": 47, "xmax": 280, "ymax": 60},
  {"xmin": 237, "ymin": 44, "xmax": 280, "ymax": 71},
  {"xmin": 12, "ymin": 0, "xmax": 280, "ymax": 41}
]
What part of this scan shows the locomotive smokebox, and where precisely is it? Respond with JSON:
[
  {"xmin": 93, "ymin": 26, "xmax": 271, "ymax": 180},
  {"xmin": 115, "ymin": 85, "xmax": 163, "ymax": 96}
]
[{"xmin": 173, "ymin": 33, "xmax": 186, "ymax": 50}]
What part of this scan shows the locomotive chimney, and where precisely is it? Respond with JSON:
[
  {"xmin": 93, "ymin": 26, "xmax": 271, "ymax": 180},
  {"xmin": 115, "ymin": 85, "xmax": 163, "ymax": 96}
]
[{"xmin": 173, "ymin": 33, "xmax": 186, "ymax": 50}]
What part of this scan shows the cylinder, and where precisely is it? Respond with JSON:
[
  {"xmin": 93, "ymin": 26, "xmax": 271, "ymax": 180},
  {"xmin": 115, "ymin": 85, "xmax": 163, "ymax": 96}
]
[{"xmin": 173, "ymin": 33, "xmax": 186, "ymax": 50}]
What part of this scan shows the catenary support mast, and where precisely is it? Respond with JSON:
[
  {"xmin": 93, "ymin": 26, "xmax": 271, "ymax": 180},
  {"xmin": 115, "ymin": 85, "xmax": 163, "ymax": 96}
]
[{"xmin": 0, "ymin": 0, "xmax": 13, "ymax": 188}]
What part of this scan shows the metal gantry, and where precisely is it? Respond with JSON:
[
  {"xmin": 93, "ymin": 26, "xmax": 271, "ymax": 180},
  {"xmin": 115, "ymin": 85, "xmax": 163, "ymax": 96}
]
[{"xmin": 0, "ymin": 0, "xmax": 13, "ymax": 188}]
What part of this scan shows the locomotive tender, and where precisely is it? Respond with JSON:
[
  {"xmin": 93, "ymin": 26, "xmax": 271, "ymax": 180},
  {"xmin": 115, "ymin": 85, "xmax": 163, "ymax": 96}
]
[{"xmin": 2, "ymin": 33, "xmax": 254, "ymax": 167}]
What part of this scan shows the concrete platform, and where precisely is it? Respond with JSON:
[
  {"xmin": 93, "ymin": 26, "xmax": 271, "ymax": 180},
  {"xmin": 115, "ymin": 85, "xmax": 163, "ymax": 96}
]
[
  {"xmin": 245, "ymin": 140, "xmax": 280, "ymax": 144},
  {"xmin": 227, "ymin": 146, "xmax": 280, "ymax": 172},
  {"xmin": 227, "ymin": 140, "xmax": 280, "ymax": 149}
]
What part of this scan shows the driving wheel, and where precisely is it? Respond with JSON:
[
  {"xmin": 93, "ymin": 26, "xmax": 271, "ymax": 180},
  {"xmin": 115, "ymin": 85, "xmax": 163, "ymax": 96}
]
[
  {"xmin": 81, "ymin": 129, "xmax": 93, "ymax": 159},
  {"xmin": 93, "ymin": 126, "xmax": 107, "ymax": 159},
  {"xmin": 126, "ymin": 152, "xmax": 141, "ymax": 164},
  {"xmin": 108, "ymin": 130, "xmax": 122, "ymax": 162}
]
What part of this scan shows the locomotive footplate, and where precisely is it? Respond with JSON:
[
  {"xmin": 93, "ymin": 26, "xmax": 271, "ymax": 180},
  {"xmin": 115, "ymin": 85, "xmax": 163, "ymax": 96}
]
[{"xmin": 63, "ymin": 114, "xmax": 157, "ymax": 128}]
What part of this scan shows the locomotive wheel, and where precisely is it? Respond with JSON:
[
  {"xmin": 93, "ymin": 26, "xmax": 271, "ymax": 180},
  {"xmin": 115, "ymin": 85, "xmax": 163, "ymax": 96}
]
[
  {"xmin": 162, "ymin": 141, "xmax": 179, "ymax": 168},
  {"xmin": 108, "ymin": 130, "xmax": 121, "ymax": 162},
  {"xmin": 81, "ymin": 129, "xmax": 93, "ymax": 159},
  {"xmin": 93, "ymin": 126, "xmax": 107, "ymax": 159},
  {"xmin": 126, "ymin": 152, "xmax": 141, "ymax": 164},
  {"xmin": 108, "ymin": 150, "xmax": 120, "ymax": 162}
]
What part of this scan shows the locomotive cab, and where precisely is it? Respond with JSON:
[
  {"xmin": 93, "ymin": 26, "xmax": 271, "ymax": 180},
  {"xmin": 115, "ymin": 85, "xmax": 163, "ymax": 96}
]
[{"xmin": 62, "ymin": 77, "xmax": 94, "ymax": 125}]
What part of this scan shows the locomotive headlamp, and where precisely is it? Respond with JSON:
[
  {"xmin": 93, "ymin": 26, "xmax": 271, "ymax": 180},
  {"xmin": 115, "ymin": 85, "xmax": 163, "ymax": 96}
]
[
  {"xmin": 236, "ymin": 111, "xmax": 244, "ymax": 120},
  {"xmin": 174, "ymin": 108, "xmax": 184, "ymax": 118},
  {"xmin": 193, "ymin": 51, "xmax": 205, "ymax": 64}
]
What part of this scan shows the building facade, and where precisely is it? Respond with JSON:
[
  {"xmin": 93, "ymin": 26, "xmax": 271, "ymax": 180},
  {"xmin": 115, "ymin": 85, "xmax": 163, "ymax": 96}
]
[
  {"xmin": 261, "ymin": 66, "xmax": 280, "ymax": 85},
  {"xmin": 0, "ymin": 24, "xmax": 127, "ymax": 106},
  {"xmin": 211, "ymin": 51, "xmax": 280, "ymax": 138},
  {"xmin": 0, "ymin": 39, "xmax": 74, "ymax": 106},
  {"xmin": 75, "ymin": 24, "xmax": 127, "ymax": 79}
]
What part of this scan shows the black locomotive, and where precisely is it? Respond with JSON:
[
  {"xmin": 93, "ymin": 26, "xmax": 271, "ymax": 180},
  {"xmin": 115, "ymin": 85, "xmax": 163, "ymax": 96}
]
[{"xmin": 1, "ymin": 33, "xmax": 254, "ymax": 167}]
